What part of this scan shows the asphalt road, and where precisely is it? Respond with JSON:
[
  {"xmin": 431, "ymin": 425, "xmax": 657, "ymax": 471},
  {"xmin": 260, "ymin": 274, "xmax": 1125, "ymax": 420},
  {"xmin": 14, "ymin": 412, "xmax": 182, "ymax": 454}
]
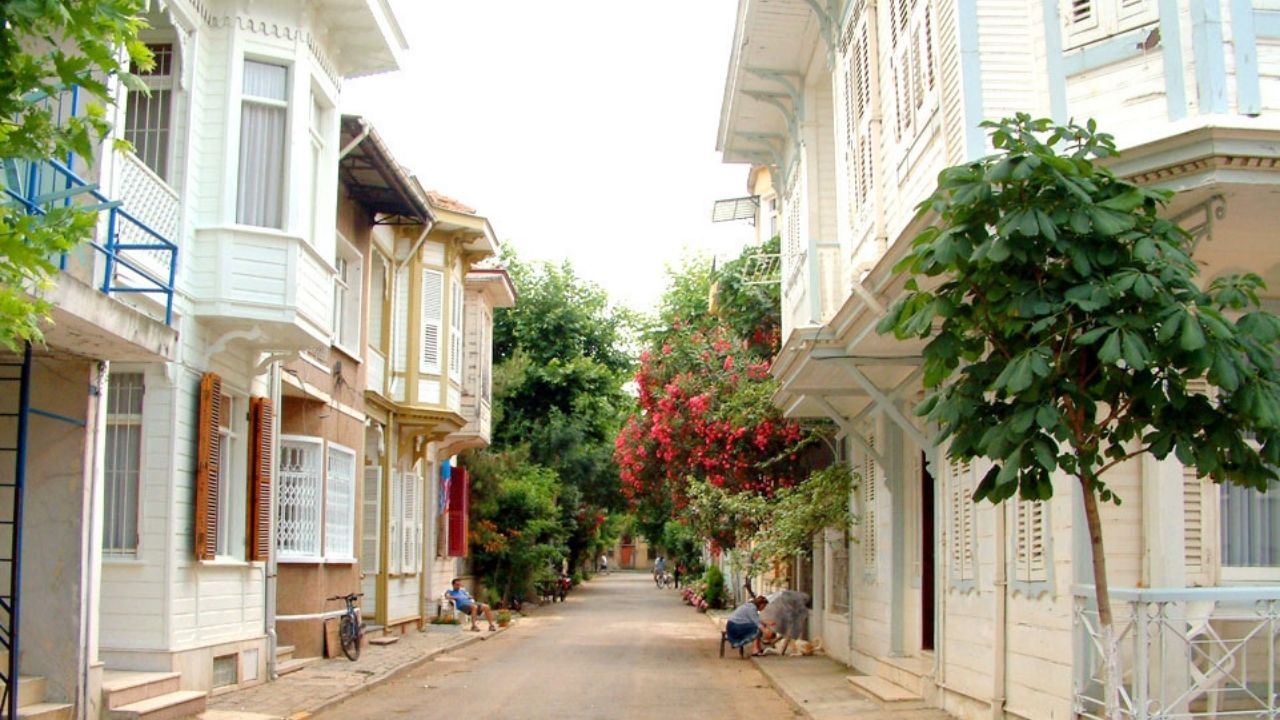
[{"xmin": 313, "ymin": 571, "xmax": 799, "ymax": 719}]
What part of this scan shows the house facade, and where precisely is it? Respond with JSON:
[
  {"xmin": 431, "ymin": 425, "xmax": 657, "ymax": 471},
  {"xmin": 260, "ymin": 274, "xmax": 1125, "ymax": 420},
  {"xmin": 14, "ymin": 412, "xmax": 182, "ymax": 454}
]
[{"xmin": 717, "ymin": 1, "xmax": 1280, "ymax": 718}]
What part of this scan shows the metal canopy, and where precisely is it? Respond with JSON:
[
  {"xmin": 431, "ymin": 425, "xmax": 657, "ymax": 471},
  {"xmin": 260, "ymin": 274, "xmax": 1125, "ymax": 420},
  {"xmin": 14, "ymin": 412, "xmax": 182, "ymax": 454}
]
[
  {"xmin": 338, "ymin": 115, "xmax": 433, "ymax": 225},
  {"xmin": 711, "ymin": 195, "xmax": 759, "ymax": 223}
]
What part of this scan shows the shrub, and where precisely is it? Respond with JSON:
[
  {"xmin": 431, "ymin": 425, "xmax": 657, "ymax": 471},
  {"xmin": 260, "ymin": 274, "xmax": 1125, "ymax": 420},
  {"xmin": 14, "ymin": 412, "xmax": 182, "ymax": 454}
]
[{"xmin": 702, "ymin": 565, "xmax": 726, "ymax": 609}]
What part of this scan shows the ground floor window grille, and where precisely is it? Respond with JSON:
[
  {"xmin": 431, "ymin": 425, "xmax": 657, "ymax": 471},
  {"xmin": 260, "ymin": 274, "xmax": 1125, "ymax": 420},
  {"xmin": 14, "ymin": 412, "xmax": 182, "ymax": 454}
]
[
  {"xmin": 277, "ymin": 436, "xmax": 323, "ymax": 558},
  {"xmin": 325, "ymin": 443, "xmax": 356, "ymax": 559}
]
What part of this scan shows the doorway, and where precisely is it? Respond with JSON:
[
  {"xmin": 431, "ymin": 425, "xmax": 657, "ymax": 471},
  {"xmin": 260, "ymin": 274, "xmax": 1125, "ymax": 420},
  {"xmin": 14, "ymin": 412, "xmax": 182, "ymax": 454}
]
[{"xmin": 920, "ymin": 452, "xmax": 936, "ymax": 651}]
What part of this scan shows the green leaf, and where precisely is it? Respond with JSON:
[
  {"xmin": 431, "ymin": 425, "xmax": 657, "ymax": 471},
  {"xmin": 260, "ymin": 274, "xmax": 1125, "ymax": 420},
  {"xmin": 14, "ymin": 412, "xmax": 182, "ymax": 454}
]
[
  {"xmin": 1098, "ymin": 330, "xmax": 1122, "ymax": 364},
  {"xmin": 1180, "ymin": 315, "xmax": 1207, "ymax": 351},
  {"xmin": 1121, "ymin": 331, "xmax": 1150, "ymax": 370},
  {"xmin": 1087, "ymin": 207, "xmax": 1137, "ymax": 236},
  {"xmin": 1098, "ymin": 188, "xmax": 1144, "ymax": 212}
]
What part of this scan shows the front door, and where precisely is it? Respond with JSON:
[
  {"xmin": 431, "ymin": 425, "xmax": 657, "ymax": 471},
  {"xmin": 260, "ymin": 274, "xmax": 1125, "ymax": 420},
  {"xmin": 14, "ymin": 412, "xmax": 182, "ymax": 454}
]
[{"xmin": 921, "ymin": 452, "xmax": 936, "ymax": 651}]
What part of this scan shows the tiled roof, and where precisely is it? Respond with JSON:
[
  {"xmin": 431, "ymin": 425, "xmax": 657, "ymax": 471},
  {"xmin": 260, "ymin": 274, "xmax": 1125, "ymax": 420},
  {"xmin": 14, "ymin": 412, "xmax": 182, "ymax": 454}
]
[{"xmin": 426, "ymin": 191, "xmax": 476, "ymax": 215}]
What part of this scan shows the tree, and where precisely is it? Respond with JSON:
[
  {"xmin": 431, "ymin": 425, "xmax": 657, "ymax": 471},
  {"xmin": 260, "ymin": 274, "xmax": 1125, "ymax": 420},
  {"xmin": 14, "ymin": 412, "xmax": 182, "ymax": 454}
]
[
  {"xmin": 879, "ymin": 115, "xmax": 1280, "ymax": 719},
  {"xmin": 1, "ymin": 0, "xmax": 151, "ymax": 350}
]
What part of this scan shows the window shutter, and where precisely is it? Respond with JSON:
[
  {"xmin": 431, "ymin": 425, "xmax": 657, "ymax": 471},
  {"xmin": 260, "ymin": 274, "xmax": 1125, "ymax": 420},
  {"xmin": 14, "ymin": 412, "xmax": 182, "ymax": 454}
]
[
  {"xmin": 1070, "ymin": 0, "xmax": 1093, "ymax": 24},
  {"xmin": 246, "ymin": 396, "xmax": 273, "ymax": 562},
  {"xmin": 447, "ymin": 467, "xmax": 469, "ymax": 557},
  {"xmin": 420, "ymin": 269, "xmax": 443, "ymax": 374},
  {"xmin": 1183, "ymin": 378, "xmax": 1213, "ymax": 584},
  {"xmin": 194, "ymin": 373, "xmax": 223, "ymax": 560},
  {"xmin": 862, "ymin": 433, "xmax": 878, "ymax": 579},
  {"xmin": 393, "ymin": 267, "xmax": 409, "ymax": 373},
  {"xmin": 950, "ymin": 460, "xmax": 975, "ymax": 583},
  {"xmin": 388, "ymin": 470, "xmax": 402, "ymax": 574},
  {"xmin": 362, "ymin": 466, "xmax": 382, "ymax": 575},
  {"xmin": 1014, "ymin": 498, "xmax": 1049, "ymax": 584},
  {"xmin": 401, "ymin": 471, "xmax": 419, "ymax": 572}
]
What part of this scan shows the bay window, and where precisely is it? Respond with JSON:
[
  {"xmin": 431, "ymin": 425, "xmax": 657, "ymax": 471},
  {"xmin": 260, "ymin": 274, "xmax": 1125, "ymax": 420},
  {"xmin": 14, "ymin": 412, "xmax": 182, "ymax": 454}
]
[{"xmin": 236, "ymin": 60, "xmax": 288, "ymax": 229}]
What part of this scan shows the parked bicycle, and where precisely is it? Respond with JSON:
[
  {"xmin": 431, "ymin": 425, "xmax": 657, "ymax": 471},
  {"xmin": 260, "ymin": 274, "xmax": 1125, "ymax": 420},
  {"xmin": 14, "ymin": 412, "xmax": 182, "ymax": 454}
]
[{"xmin": 328, "ymin": 592, "xmax": 364, "ymax": 661}]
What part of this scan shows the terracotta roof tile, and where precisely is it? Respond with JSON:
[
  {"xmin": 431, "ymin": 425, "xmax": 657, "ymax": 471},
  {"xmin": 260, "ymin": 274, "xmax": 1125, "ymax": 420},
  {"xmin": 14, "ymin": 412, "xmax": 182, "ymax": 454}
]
[{"xmin": 426, "ymin": 191, "xmax": 476, "ymax": 215}]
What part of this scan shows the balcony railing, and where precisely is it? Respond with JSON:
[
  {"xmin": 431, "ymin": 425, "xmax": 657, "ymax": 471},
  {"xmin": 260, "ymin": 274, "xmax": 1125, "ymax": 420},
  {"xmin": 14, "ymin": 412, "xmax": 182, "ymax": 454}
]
[
  {"xmin": 1073, "ymin": 585, "xmax": 1280, "ymax": 720},
  {"xmin": 2, "ymin": 87, "xmax": 177, "ymax": 325}
]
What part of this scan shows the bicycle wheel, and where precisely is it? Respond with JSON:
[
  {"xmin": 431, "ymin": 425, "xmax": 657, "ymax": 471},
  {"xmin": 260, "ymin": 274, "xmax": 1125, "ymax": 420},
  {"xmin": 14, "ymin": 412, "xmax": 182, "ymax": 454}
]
[{"xmin": 339, "ymin": 614, "xmax": 360, "ymax": 661}]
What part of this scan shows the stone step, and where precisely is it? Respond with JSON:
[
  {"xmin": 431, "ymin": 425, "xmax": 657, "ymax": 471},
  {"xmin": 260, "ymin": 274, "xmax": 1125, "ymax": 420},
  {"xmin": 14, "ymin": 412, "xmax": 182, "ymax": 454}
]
[
  {"xmin": 273, "ymin": 645, "xmax": 294, "ymax": 664},
  {"xmin": 16, "ymin": 703, "xmax": 73, "ymax": 720},
  {"xmin": 846, "ymin": 675, "xmax": 926, "ymax": 710},
  {"xmin": 274, "ymin": 657, "xmax": 319, "ymax": 677},
  {"xmin": 106, "ymin": 690, "xmax": 206, "ymax": 720},
  {"xmin": 18, "ymin": 676, "xmax": 47, "ymax": 707},
  {"xmin": 102, "ymin": 671, "xmax": 182, "ymax": 710},
  {"xmin": 367, "ymin": 636, "xmax": 398, "ymax": 647},
  {"xmin": 876, "ymin": 654, "xmax": 930, "ymax": 696}
]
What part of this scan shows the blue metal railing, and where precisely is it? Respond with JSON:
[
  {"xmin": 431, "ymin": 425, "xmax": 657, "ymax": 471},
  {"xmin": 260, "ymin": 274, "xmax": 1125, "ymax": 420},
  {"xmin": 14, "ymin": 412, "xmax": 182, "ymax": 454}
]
[{"xmin": 2, "ymin": 86, "xmax": 178, "ymax": 326}]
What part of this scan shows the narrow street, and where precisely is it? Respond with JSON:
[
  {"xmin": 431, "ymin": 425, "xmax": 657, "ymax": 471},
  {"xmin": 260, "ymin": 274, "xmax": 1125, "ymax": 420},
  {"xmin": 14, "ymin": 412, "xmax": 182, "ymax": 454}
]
[{"xmin": 314, "ymin": 572, "xmax": 800, "ymax": 719}]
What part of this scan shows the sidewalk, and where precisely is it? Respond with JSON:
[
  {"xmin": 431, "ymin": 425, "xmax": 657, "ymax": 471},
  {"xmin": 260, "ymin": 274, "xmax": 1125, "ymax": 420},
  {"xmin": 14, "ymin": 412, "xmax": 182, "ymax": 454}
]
[
  {"xmin": 202, "ymin": 622, "xmax": 508, "ymax": 720},
  {"xmin": 705, "ymin": 609, "xmax": 952, "ymax": 720}
]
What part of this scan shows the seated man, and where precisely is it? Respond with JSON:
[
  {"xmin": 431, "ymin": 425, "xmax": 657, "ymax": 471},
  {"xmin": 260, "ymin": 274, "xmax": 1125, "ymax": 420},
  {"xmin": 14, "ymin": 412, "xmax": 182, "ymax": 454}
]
[
  {"xmin": 446, "ymin": 578, "xmax": 497, "ymax": 632},
  {"xmin": 725, "ymin": 595, "xmax": 774, "ymax": 656}
]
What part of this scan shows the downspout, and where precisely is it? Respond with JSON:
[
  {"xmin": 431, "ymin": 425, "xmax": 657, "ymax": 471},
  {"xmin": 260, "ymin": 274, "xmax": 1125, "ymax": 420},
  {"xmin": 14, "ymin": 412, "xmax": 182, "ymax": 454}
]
[
  {"xmin": 992, "ymin": 501, "xmax": 1008, "ymax": 719},
  {"xmin": 265, "ymin": 361, "xmax": 282, "ymax": 679},
  {"xmin": 81, "ymin": 361, "xmax": 109, "ymax": 719}
]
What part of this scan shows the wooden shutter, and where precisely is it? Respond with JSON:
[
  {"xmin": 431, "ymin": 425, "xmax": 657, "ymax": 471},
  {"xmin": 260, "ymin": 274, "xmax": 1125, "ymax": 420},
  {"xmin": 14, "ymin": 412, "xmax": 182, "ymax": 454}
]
[
  {"xmin": 449, "ymin": 281, "xmax": 464, "ymax": 383},
  {"xmin": 950, "ymin": 460, "xmax": 975, "ymax": 583},
  {"xmin": 194, "ymin": 372, "xmax": 223, "ymax": 561},
  {"xmin": 362, "ymin": 466, "xmax": 382, "ymax": 574},
  {"xmin": 862, "ymin": 432, "xmax": 878, "ymax": 577},
  {"xmin": 447, "ymin": 467, "xmax": 469, "ymax": 557},
  {"xmin": 401, "ymin": 471, "xmax": 419, "ymax": 572},
  {"xmin": 246, "ymin": 396, "xmax": 273, "ymax": 562},
  {"xmin": 420, "ymin": 269, "xmax": 443, "ymax": 374}
]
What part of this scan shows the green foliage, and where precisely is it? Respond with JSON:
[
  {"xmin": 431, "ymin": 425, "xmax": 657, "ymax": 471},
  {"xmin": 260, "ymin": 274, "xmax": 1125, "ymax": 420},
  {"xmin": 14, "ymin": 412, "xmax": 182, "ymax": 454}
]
[
  {"xmin": 701, "ymin": 564, "xmax": 726, "ymax": 609},
  {"xmin": 0, "ymin": 0, "xmax": 151, "ymax": 350},
  {"xmin": 465, "ymin": 449, "xmax": 566, "ymax": 605},
  {"xmin": 879, "ymin": 114, "xmax": 1280, "ymax": 503},
  {"xmin": 713, "ymin": 235, "xmax": 782, "ymax": 354},
  {"xmin": 658, "ymin": 519, "xmax": 701, "ymax": 570},
  {"xmin": 485, "ymin": 251, "xmax": 635, "ymax": 574},
  {"xmin": 751, "ymin": 463, "xmax": 856, "ymax": 566},
  {"xmin": 681, "ymin": 476, "xmax": 770, "ymax": 550}
]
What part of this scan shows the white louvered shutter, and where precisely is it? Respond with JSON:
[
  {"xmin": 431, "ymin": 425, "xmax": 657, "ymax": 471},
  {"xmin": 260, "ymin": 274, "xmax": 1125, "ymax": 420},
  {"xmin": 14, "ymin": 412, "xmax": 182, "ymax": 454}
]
[
  {"xmin": 950, "ymin": 460, "xmax": 975, "ymax": 583},
  {"xmin": 862, "ymin": 433, "xmax": 878, "ymax": 578},
  {"xmin": 401, "ymin": 471, "xmax": 419, "ymax": 573},
  {"xmin": 388, "ymin": 470, "xmax": 402, "ymax": 574},
  {"xmin": 420, "ymin": 269, "xmax": 443, "ymax": 374},
  {"xmin": 362, "ymin": 466, "xmax": 382, "ymax": 574},
  {"xmin": 1183, "ymin": 378, "xmax": 1214, "ymax": 584},
  {"xmin": 393, "ymin": 267, "xmax": 409, "ymax": 373},
  {"xmin": 1014, "ymin": 498, "xmax": 1049, "ymax": 583}
]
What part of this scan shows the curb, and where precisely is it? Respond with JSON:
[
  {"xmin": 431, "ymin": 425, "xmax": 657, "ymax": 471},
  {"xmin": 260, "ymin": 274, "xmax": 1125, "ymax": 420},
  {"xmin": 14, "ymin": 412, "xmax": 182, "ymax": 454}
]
[
  {"xmin": 698, "ymin": 608, "xmax": 815, "ymax": 720},
  {"xmin": 284, "ymin": 624, "xmax": 512, "ymax": 720}
]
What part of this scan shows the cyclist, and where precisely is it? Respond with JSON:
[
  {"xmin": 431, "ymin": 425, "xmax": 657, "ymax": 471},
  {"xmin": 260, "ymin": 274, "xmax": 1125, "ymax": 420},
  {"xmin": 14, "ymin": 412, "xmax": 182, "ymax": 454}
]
[{"xmin": 654, "ymin": 556, "xmax": 666, "ymax": 587}]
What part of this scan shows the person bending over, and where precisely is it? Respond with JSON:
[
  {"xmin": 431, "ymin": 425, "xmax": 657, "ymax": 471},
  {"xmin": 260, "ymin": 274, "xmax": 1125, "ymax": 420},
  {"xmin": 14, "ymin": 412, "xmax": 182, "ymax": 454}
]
[
  {"xmin": 725, "ymin": 595, "xmax": 774, "ymax": 656},
  {"xmin": 447, "ymin": 578, "xmax": 497, "ymax": 632}
]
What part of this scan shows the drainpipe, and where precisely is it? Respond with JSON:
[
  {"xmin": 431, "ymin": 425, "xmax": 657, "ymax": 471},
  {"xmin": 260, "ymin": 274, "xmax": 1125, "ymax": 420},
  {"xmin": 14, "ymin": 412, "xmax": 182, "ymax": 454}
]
[
  {"xmin": 992, "ymin": 502, "xmax": 1008, "ymax": 720},
  {"xmin": 82, "ymin": 361, "xmax": 109, "ymax": 719},
  {"xmin": 265, "ymin": 361, "xmax": 282, "ymax": 679}
]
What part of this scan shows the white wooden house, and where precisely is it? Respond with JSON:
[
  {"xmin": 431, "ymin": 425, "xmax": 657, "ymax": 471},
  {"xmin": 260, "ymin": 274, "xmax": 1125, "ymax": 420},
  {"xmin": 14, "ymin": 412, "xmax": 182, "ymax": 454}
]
[{"xmin": 717, "ymin": 1, "xmax": 1280, "ymax": 718}]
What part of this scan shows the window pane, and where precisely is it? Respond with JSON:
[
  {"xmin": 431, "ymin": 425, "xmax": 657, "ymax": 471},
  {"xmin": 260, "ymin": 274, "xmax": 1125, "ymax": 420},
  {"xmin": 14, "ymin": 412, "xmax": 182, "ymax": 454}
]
[
  {"xmin": 325, "ymin": 446, "xmax": 356, "ymax": 558},
  {"xmin": 236, "ymin": 102, "xmax": 287, "ymax": 228},
  {"xmin": 104, "ymin": 374, "xmax": 143, "ymax": 555},
  {"xmin": 278, "ymin": 439, "xmax": 323, "ymax": 558},
  {"xmin": 243, "ymin": 60, "xmax": 288, "ymax": 100},
  {"xmin": 1222, "ymin": 483, "xmax": 1280, "ymax": 567},
  {"xmin": 125, "ymin": 88, "xmax": 171, "ymax": 179}
]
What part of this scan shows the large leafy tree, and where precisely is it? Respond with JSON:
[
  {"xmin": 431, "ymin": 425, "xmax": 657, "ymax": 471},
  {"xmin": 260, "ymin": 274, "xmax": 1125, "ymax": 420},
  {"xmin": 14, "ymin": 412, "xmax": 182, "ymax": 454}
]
[
  {"xmin": 879, "ymin": 115, "xmax": 1280, "ymax": 719},
  {"xmin": 1, "ymin": 0, "xmax": 151, "ymax": 350},
  {"xmin": 487, "ymin": 253, "xmax": 635, "ymax": 573}
]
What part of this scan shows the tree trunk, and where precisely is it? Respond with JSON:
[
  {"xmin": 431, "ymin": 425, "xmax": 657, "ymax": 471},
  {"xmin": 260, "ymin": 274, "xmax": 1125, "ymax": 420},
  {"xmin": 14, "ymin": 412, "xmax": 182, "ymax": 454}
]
[{"xmin": 1079, "ymin": 477, "xmax": 1121, "ymax": 720}]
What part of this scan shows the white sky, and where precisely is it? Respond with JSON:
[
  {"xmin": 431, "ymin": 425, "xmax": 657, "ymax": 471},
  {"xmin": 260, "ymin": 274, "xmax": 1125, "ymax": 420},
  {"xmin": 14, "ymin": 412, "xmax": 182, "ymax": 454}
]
[{"xmin": 341, "ymin": 0, "xmax": 757, "ymax": 314}]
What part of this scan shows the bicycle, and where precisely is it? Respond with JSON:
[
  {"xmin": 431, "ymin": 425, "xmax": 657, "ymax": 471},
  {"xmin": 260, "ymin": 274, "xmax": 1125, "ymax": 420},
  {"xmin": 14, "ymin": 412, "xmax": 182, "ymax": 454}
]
[{"xmin": 328, "ymin": 592, "xmax": 365, "ymax": 661}]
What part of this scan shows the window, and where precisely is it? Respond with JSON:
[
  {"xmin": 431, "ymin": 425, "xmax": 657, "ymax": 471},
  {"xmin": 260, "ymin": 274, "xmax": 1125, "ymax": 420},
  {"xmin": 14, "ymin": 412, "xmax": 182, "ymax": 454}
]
[
  {"xmin": 1063, "ymin": 0, "xmax": 1157, "ymax": 49},
  {"xmin": 765, "ymin": 195, "xmax": 778, "ymax": 240},
  {"xmin": 125, "ymin": 43, "xmax": 175, "ymax": 180},
  {"xmin": 104, "ymin": 372, "xmax": 144, "ymax": 555},
  {"xmin": 368, "ymin": 251, "xmax": 389, "ymax": 354},
  {"xmin": 236, "ymin": 60, "xmax": 288, "ymax": 229},
  {"xmin": 829, "ymin": 531, "xmax": 850, "ymax": 613},
  {"xmin": 887, "ymin": 0, "xmax": 936, "ymax": 143},
  {"xmin": 277, "ymin": 436, "xmax": 322, "ymax": 559},
  {"xmin": 361, "ymin": 465, "xmax": 382, "ymax": 575},
  {"xmin": 388, "ymin": 470, "xmax": 403, "ymax": 574},
  {"xmin": 333, "ymin": 238, "xmax": 363, "ymax": 352},
  {"xmin": 480, "ymin": 308, "xmax": 492, "ymax": 404},
  {"xmin": 949, "ymin": 459, "xmax": 977, "ymax": 588},
  {"xmin": 1011, "ymin": 497, "xmax": 1052, "ymax": 594},
  {"xmin": 1221, "ymin": 484, "xmax": 1280, "ymax": 569},
  {"xmin": 841, "ymin": 20, "xmax": 873, "ymax": 224},
  {"xmin": 307, "ymin": 90, "xmax": 328, "ymax": 243},
  {"xmin": 325, "ymin": 444, "xmax": 356, "ymax": 559},
  {"xmin": 449, "ymin": 279, "xmax": 463, "ymax": 383},
  {"xmin": 401, "ymin": 471, "xmax": 421, "ymax": 573},
  {"xmin": 420, "ymin": 269, "xmax": 443, "ymax": 375},
  {"xmin": 194, "ymin": 374, "xmax": 260, "ymax": 561}
]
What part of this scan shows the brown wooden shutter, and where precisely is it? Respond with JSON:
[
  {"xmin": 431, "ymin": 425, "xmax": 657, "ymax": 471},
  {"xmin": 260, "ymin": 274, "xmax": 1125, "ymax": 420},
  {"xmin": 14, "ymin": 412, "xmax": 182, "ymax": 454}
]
[
  {"xmin": 194, "ymin": 372, "xmax": 223, "ymax": 560},
  {"xmin": 246, "ymin": 396, "xmax": 274, "ymax": 562}
]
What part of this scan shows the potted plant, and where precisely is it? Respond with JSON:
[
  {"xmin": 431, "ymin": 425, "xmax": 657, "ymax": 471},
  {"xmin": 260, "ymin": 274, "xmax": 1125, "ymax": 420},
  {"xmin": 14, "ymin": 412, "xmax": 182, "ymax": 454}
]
[{"xmin": 496, "ymin": 609, "xmax": 511, "ymax": 628}]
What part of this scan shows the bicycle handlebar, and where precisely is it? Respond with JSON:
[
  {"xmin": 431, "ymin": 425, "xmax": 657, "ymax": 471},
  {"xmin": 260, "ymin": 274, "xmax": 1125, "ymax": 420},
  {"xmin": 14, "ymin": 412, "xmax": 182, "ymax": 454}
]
[{"xmin": 326, "ymin": 593, "xmax": 364, "ymax": 602}]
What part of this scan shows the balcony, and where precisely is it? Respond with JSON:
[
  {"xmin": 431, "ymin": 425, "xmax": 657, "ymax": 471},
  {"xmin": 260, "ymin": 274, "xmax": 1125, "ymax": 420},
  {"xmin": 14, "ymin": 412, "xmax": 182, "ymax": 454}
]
[
  {"xmin": 189, "ymin": 226, "xmax": 333, "ymax": 352},
  {"xmin": 1074, "ymin": 585, "xmax": 1280, "ymax": 720},
  {"xmin": 438, "ymin": 268, "xmax": 515, "ymax": 457}
]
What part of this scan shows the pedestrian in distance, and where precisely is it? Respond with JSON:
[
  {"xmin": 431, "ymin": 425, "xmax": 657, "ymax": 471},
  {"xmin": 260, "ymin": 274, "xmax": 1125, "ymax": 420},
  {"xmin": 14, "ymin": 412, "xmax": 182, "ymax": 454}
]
[
  {"xmin": 725, "ymin": 595, "xmax": 775, "ymax": 657},
  {"xmin": 654, "ymin": 556, "xmax": 666, "ymax": 587},
  {"xmin": 446, "ymin": 578, "xmax": 497, "ymax": 632},
  {"xmin": 599, "ymin": 554, "xmax": 609, "ymax": 574},
  {"xmin": 674, "ymin": 562, "xmax": 684, "ymax": 588}
]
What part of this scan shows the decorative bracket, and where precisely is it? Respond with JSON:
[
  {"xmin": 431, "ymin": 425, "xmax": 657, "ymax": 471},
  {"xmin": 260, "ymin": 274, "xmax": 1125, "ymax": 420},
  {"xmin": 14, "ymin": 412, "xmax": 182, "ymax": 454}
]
[
  {"xmin": 799, "ymin": 0, "xmax": 840, "ymax": 66},
  {"xmin": 833, "ymin": 361, "xmax": 931, "ymax": 449},
  {"xmin": 1172, "ymin": 194, "xmax": 1226, "ymax": 251},
  {"xmin": 742, "ymin": 91, "xmax": 801, "ymax": 141},
  {"xmin": 813, "ymin": 395, "xmax": 889, "ymax": 468}
]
